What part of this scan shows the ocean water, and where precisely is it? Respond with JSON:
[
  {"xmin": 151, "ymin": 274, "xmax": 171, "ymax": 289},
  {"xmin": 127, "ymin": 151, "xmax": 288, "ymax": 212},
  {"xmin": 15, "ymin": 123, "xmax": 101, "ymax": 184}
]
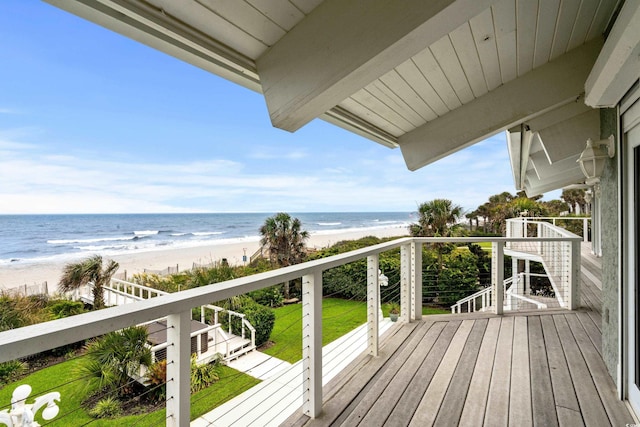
[{"xmin": 0, "ymin": 212, "xmax": 412, "ymax": 266}]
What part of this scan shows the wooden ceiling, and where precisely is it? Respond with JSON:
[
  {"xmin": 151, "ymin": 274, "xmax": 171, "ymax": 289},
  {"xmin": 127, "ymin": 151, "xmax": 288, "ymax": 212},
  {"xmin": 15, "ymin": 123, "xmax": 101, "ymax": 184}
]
[{"xmin": 45, "ymin": 0, "xmax": 625, "ymax": 196}]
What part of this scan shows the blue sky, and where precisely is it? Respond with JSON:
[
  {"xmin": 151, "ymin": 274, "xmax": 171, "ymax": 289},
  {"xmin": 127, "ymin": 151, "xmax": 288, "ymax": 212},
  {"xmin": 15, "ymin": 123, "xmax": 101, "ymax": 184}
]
[{"xmin": 0, "ymin": 1, "xmax": 542, "ymax": 215}]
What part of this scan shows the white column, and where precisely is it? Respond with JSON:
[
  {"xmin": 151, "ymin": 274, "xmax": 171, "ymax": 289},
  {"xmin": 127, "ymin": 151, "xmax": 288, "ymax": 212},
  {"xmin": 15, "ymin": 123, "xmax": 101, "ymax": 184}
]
[
  {"xmin": 166, "ymin": 310, "xmax": 191, "ymax": 427},
  {"xmin": 412, "ymin": 241, "xmax": 423, "ymax": 321},
  {"xmin": 508, "ymin": 257, "xmax": 518, "ymax": 310},
  {"xmin": 525, "ymin": 259, "xmax": 531, "ymax": 295},
  {"xmin": 302, "ymin": 271, "xmax": 322, "ymax": 418},
  {"xmin": 569, "ymin": 240, "xmax": 581, "ymax": 310},
  {"xmin": 492, "ymin": 242, "xmax": 504, "ymax": 315},
  {"xmin": 583, "ymin": 217, "xmax": 589, "ymax": 242},
  {"xmin": 400, "ymin": 244, "xmax": 411, "ymax": 323},
  {"xmin": 367, "ymin": 255, "xmax": 379, "ymax": 357}
]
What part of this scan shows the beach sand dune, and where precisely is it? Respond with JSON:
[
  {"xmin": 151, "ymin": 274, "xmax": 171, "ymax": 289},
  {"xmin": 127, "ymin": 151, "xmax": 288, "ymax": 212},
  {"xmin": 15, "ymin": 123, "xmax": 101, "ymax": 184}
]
[{"xmin": 0, "ymin": 227, "xmax": 408, "ymax": 293}]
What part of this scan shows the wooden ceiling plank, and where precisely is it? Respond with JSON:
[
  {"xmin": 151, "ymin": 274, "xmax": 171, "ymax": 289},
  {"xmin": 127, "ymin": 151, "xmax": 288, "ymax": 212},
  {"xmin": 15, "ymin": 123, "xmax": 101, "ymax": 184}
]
[
  {"xmin": 567, "ymin": 0, "xmax": 600, "ymax": 50},
  {"xmin": 257, "ymin": 0, "xmax": 498, "ymax": 131},
  {"xmin": 450, "ymin": 23, "xmax": 489, "ymax": 98},
  {"xmin": 153, "ymin": 0, "xmax": 268, "ymax": 58},
  {"xmin": 246, "ymin": 0, "xmax": 305, "ymax": 31},
  {"xmin": 516, "ymin": 0, "xmax": 539, "ymax": 76},
  {"xmin": 379, "ymin": 71, "xmax": 438, "ymax": 122},
  {"xmin": 398, "ymin": 39, "xmax": 602, "ymax": 171},
  {"xmin": 339, "ymin": 98, "xmax": 406, "ymax": 137},
  {"xmin": 352, "ymin": 87, "xmax": 416, "ymax": 132},
  {"xmin": 289, "ymin": 0, "xmax": 323, "ymax": 15},
  {"xmin": 396, "ymin": 60, "xmax": 450, "ymax": 117},
  {"xmin": 550, "ymin": 0, "xmax": 581, "ymax": 60},
  {"xmin": 412, "ymin": 48, "xmax": 463, "ymax": 111},
  {"xmin": 534, "ymin": 0, "xmax": 561, "ymax": 68},
  {"xmin": 197, "ymin": 0, "xmax": 286, "ymax": 46},
  {"xmin": 431, "ymin": 35, "xmax": 475, "ymax": 104},
  {"xmin": 470, "ymin": 9, "xmax": 502, "ymax": 91},
  {"xmin": 586, "ymin": 0, "xmax": 617, "ymax": 40},
  {"xmin": 367, "ymin": 79, "xmax": 427, "ymax": 127},
  {"xmin": 492, "ymin": 0, "xmax": 518, "ymax": 84}
]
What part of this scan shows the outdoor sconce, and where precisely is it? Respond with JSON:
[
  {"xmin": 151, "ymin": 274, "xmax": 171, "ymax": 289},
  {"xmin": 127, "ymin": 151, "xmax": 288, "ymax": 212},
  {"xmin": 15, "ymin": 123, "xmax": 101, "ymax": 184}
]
[
  {"xmin": 378, "ymin": 269, "xmax": 389, "ymax": 287},
  {"xmin": 584, "ymin": 189, "xmax": 593, "ymax": 204},
  {"xmin": 577, "ymin": 135, "xmax": 615, "ymax": 186}
]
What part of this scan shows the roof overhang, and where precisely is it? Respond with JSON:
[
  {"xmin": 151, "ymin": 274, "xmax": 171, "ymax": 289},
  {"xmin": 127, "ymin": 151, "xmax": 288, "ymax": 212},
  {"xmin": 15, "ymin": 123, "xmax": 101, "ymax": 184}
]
[{"xmin": 43, "ymin": 0, "xmax": 632, "ymax": 197}]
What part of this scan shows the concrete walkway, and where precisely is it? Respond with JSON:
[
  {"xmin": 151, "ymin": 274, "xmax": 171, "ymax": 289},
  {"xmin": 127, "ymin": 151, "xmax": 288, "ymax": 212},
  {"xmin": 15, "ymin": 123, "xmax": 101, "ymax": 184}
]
[{"xmin": 192, "ymin": 318, "xmax": 395, "ymax": 427}]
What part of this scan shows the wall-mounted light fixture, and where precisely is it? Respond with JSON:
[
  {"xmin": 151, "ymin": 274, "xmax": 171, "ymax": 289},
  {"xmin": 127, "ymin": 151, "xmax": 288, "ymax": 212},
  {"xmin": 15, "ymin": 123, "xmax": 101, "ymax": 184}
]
[{"xmin": 577, "ymin": 135, "xmax": 615, "ymax": 186}]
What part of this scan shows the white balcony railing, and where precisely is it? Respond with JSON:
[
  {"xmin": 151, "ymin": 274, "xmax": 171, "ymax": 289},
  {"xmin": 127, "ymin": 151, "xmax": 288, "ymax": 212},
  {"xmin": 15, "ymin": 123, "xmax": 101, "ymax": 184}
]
[{"xmin": 0, "ymin": 233, "xmax": 581, "ymax": 426}]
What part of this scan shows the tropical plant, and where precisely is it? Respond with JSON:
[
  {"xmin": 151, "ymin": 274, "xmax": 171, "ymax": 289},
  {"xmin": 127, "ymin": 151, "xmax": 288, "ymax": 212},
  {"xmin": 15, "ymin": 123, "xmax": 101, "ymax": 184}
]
[
  {"xmin": 48, "ymin": 300, "xmax": 87, "ymax": 319},
  {"xmin": 58, "ymin": 255, "xmax": 119, "ymax": 309},
  {"xmin": 0, "ymin": 360, "xmax": 27, "ymax": 386},
  {"xmin": 78, "ymin": 326, "xmax": 151, "ymax": 396},
  {"xmin": 88, "ymin": 396, "xmax": 122, "ymax": 419},
  {"xmin": 259, "ymin": 212, "xmax": 310, "ymax": 298},
  {"xmin": 144, "ymin": 359, "xmax": 167, "ymax": 402},
  {"xmin": 409, "ymin": 199, "xmax": 463, "ymax": 237},
  {"xmin": 190, "ymin": 354, "xmax": 221, "ymax": 393}
]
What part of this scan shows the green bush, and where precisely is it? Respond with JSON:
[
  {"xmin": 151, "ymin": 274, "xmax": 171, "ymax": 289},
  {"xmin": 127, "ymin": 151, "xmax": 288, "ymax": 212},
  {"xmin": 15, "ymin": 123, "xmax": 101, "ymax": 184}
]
[
  {"xmin": 89, "ymin": 396, "xmax": 122, "ymax": 419},
  {"xmin": 190, "ymin": 355, "xmax": 221, "ymax": 393},
  {"xmin": 144, "ymin": 360, "xmax": 167, "ymax": 402},
  {"xmin": 221, "ymin": 299, "xmax": 275, "ymax": 347},
  {"xmin": 48, "ymin": 300, "xmax": 87, "ymax": 319},
  {"xmin": 437, "ymin": 248, "xmax": 480, "ymax": 306},
  {"xmin": 0, "ymin": 360, "xmax": 27, "ymax": 385},
  {"xmin": 249, "ymin": 285, "xmax": 284, "ymax": 307}
]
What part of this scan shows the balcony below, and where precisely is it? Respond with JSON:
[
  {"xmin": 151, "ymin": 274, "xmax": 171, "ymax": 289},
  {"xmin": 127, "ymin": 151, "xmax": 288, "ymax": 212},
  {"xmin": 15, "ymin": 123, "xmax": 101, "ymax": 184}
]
[{"xmin": 283, "ymin": 243, "xmax": 635, "ymax": 426}]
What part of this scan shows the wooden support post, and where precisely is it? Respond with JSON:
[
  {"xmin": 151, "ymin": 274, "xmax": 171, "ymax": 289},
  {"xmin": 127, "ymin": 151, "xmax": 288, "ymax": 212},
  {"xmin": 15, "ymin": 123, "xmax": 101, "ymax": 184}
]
[
  {"xmin": 412, "ymin": 241, "xmax": 423, "ymax": 320},
  {"xmin": 583, "ymin": 217, "xmax": 589, "ymax": 242},
  {"xmin": 367, "ymin": 255, "xmax": 380, "ymax": 357},
  {"xmin": 492, "ymin": 242, "xmax": 504, "ymax": 315},
  {"xmin": 400, "ymin": 244, "xmax": 411, "ymax": 323},
  {"xmin": 302, "ymin": 271, "xmax": 322, "ymax": 418},
  {"xmin": 166, "ymin": 310, "xmax": 191, "ymax": 427}
]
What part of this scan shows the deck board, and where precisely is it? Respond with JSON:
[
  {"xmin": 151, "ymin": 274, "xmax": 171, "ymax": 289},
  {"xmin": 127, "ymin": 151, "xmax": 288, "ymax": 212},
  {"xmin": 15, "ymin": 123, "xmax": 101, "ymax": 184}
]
[
  {"xmin": 282, "ymin": 245, "xmax": 634, "ymax": 427},
  {"xmin": 528, "ymin": 315, "xmax": 559, "ymax": 427}
]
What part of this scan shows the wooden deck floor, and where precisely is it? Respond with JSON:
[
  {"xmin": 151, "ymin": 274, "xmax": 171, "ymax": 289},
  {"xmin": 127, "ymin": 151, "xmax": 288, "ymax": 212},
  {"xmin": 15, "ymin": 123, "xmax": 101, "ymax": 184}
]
[{"xmin": 284, "ymin": 243, "xmax": 635, "ymax": 426}]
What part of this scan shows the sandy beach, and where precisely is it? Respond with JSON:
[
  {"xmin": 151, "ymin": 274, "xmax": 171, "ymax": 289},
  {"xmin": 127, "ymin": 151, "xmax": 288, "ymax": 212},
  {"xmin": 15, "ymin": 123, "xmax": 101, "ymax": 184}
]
[{"xmin": 0, "ymin": 227, "xmax": 408, "ymax": 293}]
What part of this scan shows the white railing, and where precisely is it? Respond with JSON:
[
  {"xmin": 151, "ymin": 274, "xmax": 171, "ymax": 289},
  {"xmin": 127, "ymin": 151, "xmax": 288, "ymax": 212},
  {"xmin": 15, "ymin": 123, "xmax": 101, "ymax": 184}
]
[
  {"xmin": 0, "ymin": 235, "xmax": 580, "ymax": 426},
  {"xmin": 509, "ymin": 216, "xmax": 590, "ymax": 242},
  {"xmin": 506, "ymin": 218, "xmax": 581, "ymax": 310}
]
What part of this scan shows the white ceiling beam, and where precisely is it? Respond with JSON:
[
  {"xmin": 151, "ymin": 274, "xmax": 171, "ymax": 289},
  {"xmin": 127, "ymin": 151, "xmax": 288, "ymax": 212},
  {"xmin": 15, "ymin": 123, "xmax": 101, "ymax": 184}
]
[
  {"xmin": 585, "ymin": 0, "xmax": 640, "ymax": 107},
  {"xmin": 399, "ymin": 39, "xmax": 603, "ymax": 171},
  {"xmin": 256, "ymin": 0, "xmax": 498, "ymax": 132}
]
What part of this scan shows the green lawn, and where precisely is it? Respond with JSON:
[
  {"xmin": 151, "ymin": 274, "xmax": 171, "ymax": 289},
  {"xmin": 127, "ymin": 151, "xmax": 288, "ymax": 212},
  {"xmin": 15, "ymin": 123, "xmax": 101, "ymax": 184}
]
[
  {"xmin": 0, "ymin": 359, "xmax": 259, "ymax": 426},
  {"xmin": 264, "ymin": 298, "xmax": 449, "ymax": 363}
]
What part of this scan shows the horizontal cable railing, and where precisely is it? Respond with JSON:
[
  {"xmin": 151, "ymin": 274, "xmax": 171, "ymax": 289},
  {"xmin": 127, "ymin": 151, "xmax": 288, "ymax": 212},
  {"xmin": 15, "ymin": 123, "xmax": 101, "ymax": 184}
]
[{"xmin": 0, "ymin": 234, "xmax": 581, "ymax": 426}]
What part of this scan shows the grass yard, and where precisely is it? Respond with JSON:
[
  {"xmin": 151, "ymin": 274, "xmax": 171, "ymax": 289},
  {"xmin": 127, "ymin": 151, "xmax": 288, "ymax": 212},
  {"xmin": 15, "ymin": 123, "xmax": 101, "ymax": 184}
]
[
  {"xmin": 0, "ymin": 359, "xmax": 259, "ymax": 426},
  {"xmin": 263, "ymin": 298, "xmax": 449, "ymax": 363}
]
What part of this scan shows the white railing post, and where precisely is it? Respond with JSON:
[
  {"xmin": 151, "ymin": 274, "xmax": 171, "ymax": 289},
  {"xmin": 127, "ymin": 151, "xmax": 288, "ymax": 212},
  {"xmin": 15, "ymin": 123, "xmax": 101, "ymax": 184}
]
[
  {"xmin": 367, "ymin": 255, "xmax": 379, "ymax": 357},
  {"xmin": 492, "ymin": 242, "xmax": 504, "ymax": 315},
  {"xmin": 569, "ymin": 240, "xmax": 581, "ymax": 310},
  {"xmin": 302, "ymin": 271, "xmax": 322, "ymax": 418},
  {"xmin": 412, "ymin": 241, "xmax": 422, "ymax": 321},
  {"xmin": 400, "ymin": 244, "xmax": 411, "ymax": 322},
  {"xmin": 165, "ymin": 310, "xmax": 191, "ymax": 427},
  {"xmin": 583, "ymin": 217, "xmax": 589, "ymax": 242}
]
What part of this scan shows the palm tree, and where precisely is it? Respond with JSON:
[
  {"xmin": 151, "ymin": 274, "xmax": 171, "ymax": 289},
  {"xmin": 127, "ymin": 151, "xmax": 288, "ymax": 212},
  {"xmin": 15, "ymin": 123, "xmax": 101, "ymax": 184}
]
[
  {"xmin": 58, "ymin": 255, "xmax": 119, "ymax": 309},
  {"xmin": 409, "ymin": 199, "xmax": 463, "ymax": 238},
  {"xmin": 409, "ymin": 199, "xmax": 463, "ymax": 276},
  {"xmin": 259, "ymin": 213, "xmax": 309, "ymax": 298}
]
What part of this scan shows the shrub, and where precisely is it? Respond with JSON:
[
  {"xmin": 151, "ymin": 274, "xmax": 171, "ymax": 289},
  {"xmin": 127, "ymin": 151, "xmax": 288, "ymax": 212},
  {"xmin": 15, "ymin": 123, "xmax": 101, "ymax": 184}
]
[
  {"xmin": 0, "ymin": 360, "xmax": 27, "ymax": 385},
  {"xmin": 145, "ymin": 360, "xmax": 167, "ymax": 402},
  {"xmin": 437, "ymin": 248, "xmax": 480, "ymax": 306},
  {"xmin": 48, "ymin": 300, "xmax": 87, "ymax": 319},
  {"xmin": 249, "ymin": 286, "xmax": 284, "ymax": 307},
  {"xmin": 190, "ymin": 355, "xmax": 220, "ymax": 393},
  {"xmin": 221, "ymin": 299, "xmax": 275, "ymax": 346},
  {"xmin": 89, "ymin": 396, "xmax": 122, "ymax": 419}
]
